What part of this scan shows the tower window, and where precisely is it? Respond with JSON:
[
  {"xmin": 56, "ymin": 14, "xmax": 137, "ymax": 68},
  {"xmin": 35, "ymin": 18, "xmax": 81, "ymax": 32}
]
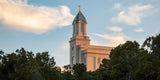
[
  {"xmin": 81, "ymin": 23, "xmax": 84, "ymax": 35},
  {"xmin": 81, "ymin": 23, "xmax": 84, "ymax": 32}
]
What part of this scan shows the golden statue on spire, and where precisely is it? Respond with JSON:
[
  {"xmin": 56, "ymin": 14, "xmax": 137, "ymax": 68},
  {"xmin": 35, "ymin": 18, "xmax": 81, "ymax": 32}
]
[{"xmin": 79, "ymin": 5, "xmax": 81, "ymax": 11}]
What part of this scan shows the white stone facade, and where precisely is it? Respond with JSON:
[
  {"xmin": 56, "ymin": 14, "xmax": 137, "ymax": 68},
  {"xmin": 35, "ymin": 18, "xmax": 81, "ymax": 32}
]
[{"xmin": 69, "ymin": 8, "xmax": 113, "ymax": 71}]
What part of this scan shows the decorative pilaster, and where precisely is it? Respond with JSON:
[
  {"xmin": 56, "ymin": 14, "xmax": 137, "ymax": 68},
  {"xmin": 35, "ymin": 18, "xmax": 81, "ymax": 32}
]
[{"xmin": 84, "ymin": 23, "xmax": 87, "ymax": 36}]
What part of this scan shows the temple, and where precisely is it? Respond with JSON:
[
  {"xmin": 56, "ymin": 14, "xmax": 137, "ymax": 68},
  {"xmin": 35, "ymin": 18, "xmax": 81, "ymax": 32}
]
[{"xmin": 69, "ymin": 6, "xmax": 113, "ymax": 71}]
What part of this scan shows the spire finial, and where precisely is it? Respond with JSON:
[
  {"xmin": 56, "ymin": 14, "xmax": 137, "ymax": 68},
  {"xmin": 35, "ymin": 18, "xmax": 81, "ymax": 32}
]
[{"xmin": 79, "ymin": 5, "xmax": 81, "ymax": 11}]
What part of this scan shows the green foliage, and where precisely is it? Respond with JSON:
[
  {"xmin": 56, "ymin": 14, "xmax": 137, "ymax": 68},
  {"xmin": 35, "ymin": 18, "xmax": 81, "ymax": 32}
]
[
  {"xmin": 1, "ymin": 33, "xmax": 160, "ymax": 80},
  {"xmin": 72, "ymin": 63, "xmax": 87, "ymax": 80},
  {"xmin": 0, "ymin": 48, "xmax": 60, "ymax": 80},
  {"xmin": 143, "ymin": 34, "xmax": 160, "ymax": 54},
  {"xmin": 61, "ymin": 71, "xmax": 73, "ymax": 80},
  {"xmin": 61, "ymin": 64, "xmax": 73, "ymax": 80},
  {"xmin": 98, "ymin": 34, "xmax": 160, "ymax": 80},
  {"xmin": 109, "ymin": 41, "xmax": 140, "ymax": 80}
]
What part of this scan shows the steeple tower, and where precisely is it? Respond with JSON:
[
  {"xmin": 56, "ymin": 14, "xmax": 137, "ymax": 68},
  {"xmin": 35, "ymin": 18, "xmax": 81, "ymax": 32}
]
[
  {"xmin": 69, "ymin": 6, "xmax": 114, "ymax": 71},
  {"xmin": 72, "ymin": 5, "xmax": 87, "ymax": 37},
  {"xmin": 70, "ymin": 6, "xmax": 90, "ymax": 68}
]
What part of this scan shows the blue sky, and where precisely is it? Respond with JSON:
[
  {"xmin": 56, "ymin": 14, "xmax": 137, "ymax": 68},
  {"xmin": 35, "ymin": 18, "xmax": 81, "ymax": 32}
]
[{"xmin": 0, "ymin": 0, "xmax": 160, "ymax": 67}]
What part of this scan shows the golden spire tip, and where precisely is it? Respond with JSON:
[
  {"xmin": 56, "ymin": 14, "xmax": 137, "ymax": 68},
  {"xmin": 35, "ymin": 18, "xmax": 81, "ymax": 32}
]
[{"xmin": 79, "ymin": 5, "xmax": 81, "ymax": 11}]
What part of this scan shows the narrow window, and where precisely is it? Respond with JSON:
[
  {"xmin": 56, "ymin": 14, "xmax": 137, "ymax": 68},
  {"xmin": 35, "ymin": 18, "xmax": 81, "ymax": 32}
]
[
  {"xmin": 72, "ymin": 56, "xmax": 75, "ymax": 64},
  {"xmin": 76, "ymin": 24, "xmax": 78, "ymax": 34},
  {"xmin": 72, "ymin": 47, "xmax": 74, "ymax": 51},
  {"xmin": 81, "ymin": 23, "xmax": 84, "ymax": 35},
  {"xmin": 84, "ymin": 58, "xmax": 86, "ymax": 64},
  {"xmin": 93, "ymin": 57, "xmax": 96, "ymax": 71},
  {"xmin": 81, "ymin": 23, "xmax": 84, "ymax": 32},
  {"xmin": 98, "ymin": 57, "xmax": 101, "ymax": 64}
]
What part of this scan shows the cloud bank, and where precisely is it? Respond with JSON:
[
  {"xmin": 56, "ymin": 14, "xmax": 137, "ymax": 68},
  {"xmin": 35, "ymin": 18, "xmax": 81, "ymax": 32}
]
[
  {"xmin": 62, "ymin": 43, "xmax": 69, "ymax": 50},
  {"xmin": 0, "ymin": 0, "xmax": 74, "ymax": 34},
  {"xmin": 113, "ymin": 3, "xmax": 121, "ymax": 9},
  {"xmin": 135, "ymin": 28, "xmax": 144, "ymax": 32},
  {"xmin": 107, "ymin": 26, "xmax": 122, "ymax": 32},
  {"xmin": 112, "ymin": 4, "xmax": 154, "ymax": 26},
  {"xmin": 92, "ymin": 33, "xmax": 127, "ymax": 47}
]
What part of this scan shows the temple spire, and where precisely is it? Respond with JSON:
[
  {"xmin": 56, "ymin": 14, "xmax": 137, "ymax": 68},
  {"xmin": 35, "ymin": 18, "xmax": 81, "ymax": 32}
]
[
  {"xmin": 72, "ymin": 5, "xmax": 87, "ymax": 24},
  {"xmin": 79, "ymin": 5, "xmax": 81, "ymax": 11}
]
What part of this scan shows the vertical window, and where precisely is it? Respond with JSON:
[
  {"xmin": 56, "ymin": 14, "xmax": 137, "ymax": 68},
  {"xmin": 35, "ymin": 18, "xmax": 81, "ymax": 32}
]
[
  {"xmin": 84, "ymin": 58, "xmax": 86, "ymax": 64},
  {"xmin": 93, "ymin": 57, "xmax": 96, "ymax": 71},
  {"xmin": 98, "ymin": 58, "xmax": 101, "ymax": 64},
  {"xmin": 73, "ymin": 25, "xmax": 75, "ymax": 33},
  {"xmin": 72, "ymin": 47, "xmax": 74, "ymax": 51},
  {"xmin": 76, "ymin": 24, "xmax": 78, "ymax": 34},
  {"xmin": 81, "ymin": 23, "xmax": 84, "ymax": 35},
  {"xmin": 72, "ymin": 56, "xmax": 75, "ymax": 64}
]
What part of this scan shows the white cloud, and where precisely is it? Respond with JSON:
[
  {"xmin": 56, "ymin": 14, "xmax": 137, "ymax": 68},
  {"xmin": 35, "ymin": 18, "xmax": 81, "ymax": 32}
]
[
  {"xmin": 62, "ymin": 43, "xmax": 69, "ymax": 50},
  {"xmin": 92, "ymin": 33, "xmax": 127, "ymax": 47},
  {"xmin": 0, "ymin": 0, "xmax": 74, "ymax": 34},
  {"xmin": 107, "ymin": 26, "xmax": 122, "ymax": 32},
  {"xmin": 112, "ymin": 4, "xmax": 154, "ymax": 26},
  {"xmin": 90, "ymin": 40, "xmax": 103, "ymax": 46},
  {"xmin": 135, "ymin": 28, "xmax": 144, "ymax": 32},
  {"xmin": 113, "ymin": 3, "xmax": 121, "ymax": 9}
]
